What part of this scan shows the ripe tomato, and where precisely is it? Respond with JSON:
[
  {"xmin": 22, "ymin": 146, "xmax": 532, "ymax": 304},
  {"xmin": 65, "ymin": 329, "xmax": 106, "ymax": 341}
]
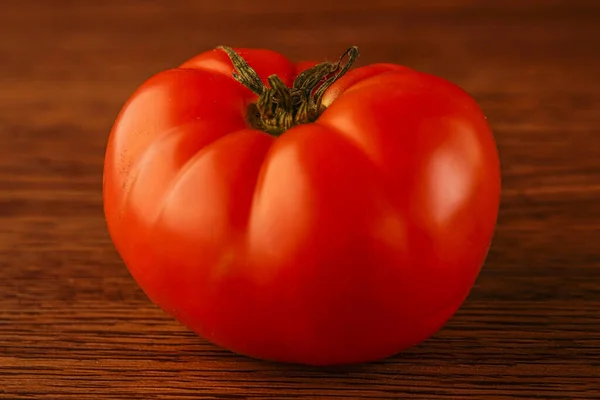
[{"xmin": 103, "ymin": 46, "xmax": 500, "ymax": 366}]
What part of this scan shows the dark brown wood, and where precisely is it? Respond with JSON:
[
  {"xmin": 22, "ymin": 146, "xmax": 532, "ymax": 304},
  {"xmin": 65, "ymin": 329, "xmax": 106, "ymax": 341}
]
[{"xmin": 1, "ymin": 0, "xmax": 599, "ymax": 398}]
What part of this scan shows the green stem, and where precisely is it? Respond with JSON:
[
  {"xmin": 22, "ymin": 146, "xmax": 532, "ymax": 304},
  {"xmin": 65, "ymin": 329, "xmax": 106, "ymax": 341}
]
[{"xmin": 219, "ymin": 46, "xmax": 359, "ymax": 136}]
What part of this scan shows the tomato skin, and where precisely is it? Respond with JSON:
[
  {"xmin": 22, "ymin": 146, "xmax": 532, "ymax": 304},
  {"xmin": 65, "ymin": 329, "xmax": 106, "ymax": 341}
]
[{"xmin": 103, "ymin": 47, "xmax": 500, "ymax": 366}]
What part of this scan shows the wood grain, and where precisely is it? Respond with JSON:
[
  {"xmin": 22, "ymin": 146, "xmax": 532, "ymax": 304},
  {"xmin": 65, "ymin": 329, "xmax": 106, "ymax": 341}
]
[{"xmin": 1, "ymin": 0, "xmax": 599, "ymax": 398}]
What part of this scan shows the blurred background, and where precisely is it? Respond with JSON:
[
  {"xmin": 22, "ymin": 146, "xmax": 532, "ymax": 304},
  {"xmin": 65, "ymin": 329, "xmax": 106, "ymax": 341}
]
[{"xmin": 1, "ymin": 0, "xmax": 599, "ymax": 398}]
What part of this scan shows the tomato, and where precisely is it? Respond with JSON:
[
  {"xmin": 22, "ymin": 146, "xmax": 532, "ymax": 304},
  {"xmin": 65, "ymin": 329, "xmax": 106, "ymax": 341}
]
[{"xmin": 103, "ymin": 45, "xmax": 501, "ymax": 366}]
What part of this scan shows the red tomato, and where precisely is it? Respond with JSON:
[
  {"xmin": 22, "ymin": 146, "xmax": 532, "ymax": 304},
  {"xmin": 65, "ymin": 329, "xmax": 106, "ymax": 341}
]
[{"xmin": 103, "ymin": 46, "xmax": 500, "ymax": 366}]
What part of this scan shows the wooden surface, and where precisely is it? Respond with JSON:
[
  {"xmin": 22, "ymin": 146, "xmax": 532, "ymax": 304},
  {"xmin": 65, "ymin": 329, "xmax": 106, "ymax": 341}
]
[{"xmin": 1, "ymin": 1, "xmax": 599, "ymax": 398}]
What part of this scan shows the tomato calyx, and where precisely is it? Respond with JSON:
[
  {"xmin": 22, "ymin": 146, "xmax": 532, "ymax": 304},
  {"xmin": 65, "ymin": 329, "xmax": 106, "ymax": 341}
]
[{"xmin": 219, "ymin": 46, "xmax": 359, "ymax": 136}]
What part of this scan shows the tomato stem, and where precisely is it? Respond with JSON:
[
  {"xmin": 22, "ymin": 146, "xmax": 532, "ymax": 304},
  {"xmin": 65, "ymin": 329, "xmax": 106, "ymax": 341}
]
[{"xmin": 219, "ymin": 46, "xmax": 359, "ymax": 136}]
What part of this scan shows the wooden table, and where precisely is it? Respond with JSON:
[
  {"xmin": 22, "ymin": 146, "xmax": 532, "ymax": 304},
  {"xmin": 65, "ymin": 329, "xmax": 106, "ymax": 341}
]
[{"xmin": 2, "ymin": 1, "xmax": 599, "ymax": 398}]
